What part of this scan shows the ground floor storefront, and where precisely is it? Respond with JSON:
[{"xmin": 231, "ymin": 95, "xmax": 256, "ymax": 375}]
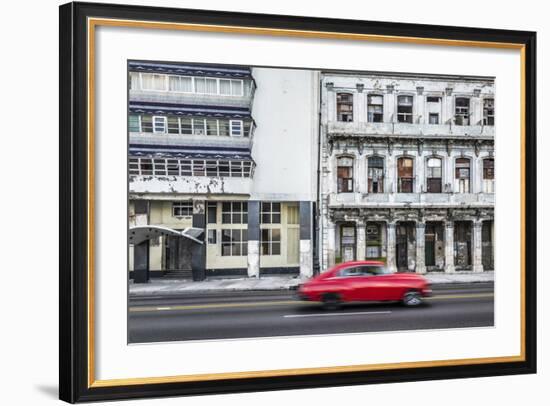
[
  {"xmin": 322, "ymin": 207, "xmax": 494, "ymax": 273},
  {"xmin": 129, "ymin": 199, "xmax": 316, "ymax": 281}
]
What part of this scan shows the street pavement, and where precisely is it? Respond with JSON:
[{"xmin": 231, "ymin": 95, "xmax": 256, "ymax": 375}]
[{"xmin": 128, "ymin": 282, "xmax": 494, "ymax": 343}]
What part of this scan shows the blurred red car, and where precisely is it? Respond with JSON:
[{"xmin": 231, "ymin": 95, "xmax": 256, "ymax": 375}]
[{"xmin": 297, "ymin": 260, "xmax": 432, "ymax": 308}]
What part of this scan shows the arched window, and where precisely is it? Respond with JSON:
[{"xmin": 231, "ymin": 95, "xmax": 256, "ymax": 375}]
[
  {"xmin": 455, "ymin": 158, "xmax": 471, "ymax": 193},
  {"xmin": 367, "ymin": 95, "xmax": 384, "ymax": 122},
  {"xmin": 368, "ymin": 156, "xmax": 384, "ymax": 193},
  {"xmin": 426, "ymin": 157, "xmax": 442, "ymax": 193},
  {"xmin": 483, "ymin": 158, "xmax": 495, "ymax": 193},
  {"xmin": 397, "ymin": 157, "xmax": 414, "ymax": 193},
  {"xmin": 337, "ymin": 157, "xmax": 354, "ymax": 193},
  {"xmin": 336, "ymin": 93, "xmax": 353, "ymax": 122}
]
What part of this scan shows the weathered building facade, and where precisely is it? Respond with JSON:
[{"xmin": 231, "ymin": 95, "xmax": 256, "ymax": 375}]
[
  {"xmin": 128, "ymin": 62, "xmax": 318, "ymax": 281},
  {"xmin": 319, "ymin": 72, "xmax": 495, "ymax": 273}
]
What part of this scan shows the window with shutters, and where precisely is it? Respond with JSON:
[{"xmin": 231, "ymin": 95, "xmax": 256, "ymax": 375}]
[
  {"xmin": 397, "ymin": 157, "xmax": 414, "ymax": 193},
  {"xmin": 337, "ymin": 157, "xmax": 354, "ymax": 193},
  {"xmin": 455, "ymin": 158, "xmax": 471, "ymax": 193}
]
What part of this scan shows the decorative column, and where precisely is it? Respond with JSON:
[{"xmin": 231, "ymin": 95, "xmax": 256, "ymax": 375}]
[
  {"xmin": 191, "ymin": 200, "xmax": 206, "ymax": 281},
  {"xmin": 299, "ymin": 201, "xmax": 313, "ymax": 278},
  {"xmin": 415, "ymin": 221, "xmax": 426, "ymax": 274},
  {"xmin": 444, "ymin": 220, "xmax": 455, "ymax": 273},
  {"xmin": 247, "ymin": 201, "xmax": 260, "ymax": 278},
  {"xmin": 386, "ymin": 221, "xmax": 397, "ymax": 273},
  {"xmin": 326, "ymin": 219, "xmax": 336, "ymax": 270},
  {"xmin": 356, "ymin": 220, "xmax": 366, "ymax": 261},
  {"xmin": 472, "ymin": 220, "xmax": 484, "ymax": 273}
]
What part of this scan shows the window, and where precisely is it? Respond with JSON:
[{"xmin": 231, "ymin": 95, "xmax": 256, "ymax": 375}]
[
  {"xmin": 429, "ymin": 113, "xmax": 439, "ymax": 124},
  {"xmin": 152, "ymin": 116, "xmax": 167, "ymax": 133},
  {"xmin": 129, "ymin": 114, "xmax": 140, "ymax": 132},
  {"xmin": 261, "ymin": 228, "xmax": 281, "ymax": 255},
  {"xmin": 207, "ymin": 229, "xmax": 217, "ymax": 244},
  {"xmin": 140, "ymin": 73, "xmax": 166, "ymax": 91},
  {"xmin": 206, "ymin": 119, "xmax": 218, "ymax": 136},
  {"xmin": 139, "ymin": 158, "xmax": 153, "ymax": 175},
  {"xmin": 222, "ymin": 202, "xmax": 248, "ymax": 224},
  {"xmin": 167, "ymin": 117, "xmax": 180, "ymax": 134},
  {"xmin": 427, "ymin": 96, "xmax": 441, "ymax": 103},
  {"xmin": 397, "ymin": 157, "xmax": 414, "ymax": 193},
  {"xmin": 230, "ymin": 120, "xmax": 243, "ymax": 136},
  {"xmin": 128, "ymin": 158, "xmax": 254, "ymax": 178},
  {"xmin": 172, "ymin": 201, "xmax": 193, "ymax": 217},
  {"xmin": 140, "ymin": 115, "xmax": 153, "ymax": 133},
  {"xmin": 455, "ymin": 97, "xmax": 470, "ymax": 125},
  {"xmin": 129, "ymin": 73, "xmax": 139, "ymax": 90},
  {"xmin": 455, "ymin": 158, "xmax": 471, "ymax": 193},
  {"xmin": 207, "ymin": 202, "xmax": 217, "ymax": 223},
  {"xmin": 195, "ymin": 77, "xmax": 218, "ymax": 94},
  {"xmin": 180, "ymin": 118, "xmax": 192, "ymax": 135},
  {"xmin": 167, "ymin": 159, "xmax": 179, "ymax": 176},
  {"xmin": 168, "ymin": 75, "xmax": 193, "ymax": 92},
  {"xmin": 483, "ymin": 158, "xmax": 495, "ymax": 193},
  {"xmin": 366, "ymin": 224, "xmax": 382, "ymax": 258},
  {"xmin": 221, "ymin": 229, "xmax": 248, "ymax": 256},
  {"xmin": 192, "ymin": 118, "xmax": 206, "ymax": 135},
  {"xmin": 426, "ymin": 157, "xmax": 442, "ymax": 193},
  {"xmin": 337, "ymin": 157, "xmax": 354, "ymax": 193},
  {"xmin": 397, "ymin": 95, "xmax": 413, "ymax": 123},
  {"xmin": 336, "ymin": 93, "xmax": 353, "ymax": 122},
  {"xmin": 261, "ymin": 202, "xmax": 281, "ymax": 224},
  {"xmin": 483, "ymin": 99, "xmax": 495, "ymax": 126},
  {"xmin": 219, "ymin": 79, "xmax": 243, "ymax": 96},
  {"xmin": 367, "ymin": 95, "xmax": 383, "ymax": 122},
  {"xmin": 368, "ymin": 156, "xmax": 384, "ymax": 193}
]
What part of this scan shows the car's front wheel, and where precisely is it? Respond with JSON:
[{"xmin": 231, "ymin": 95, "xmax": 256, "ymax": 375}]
[
  {"xmin": 402, "ymin": 290, "xmax": 423, "ymax": 307},
  {"xmin": 321, "ymin": 293, "xmax": 341, "ymax": 310}
]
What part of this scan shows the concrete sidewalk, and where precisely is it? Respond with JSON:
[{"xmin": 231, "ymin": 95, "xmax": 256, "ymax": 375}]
[{"xmin": 129, "ymin": 272, "xmax": 494, "ymax": 297}]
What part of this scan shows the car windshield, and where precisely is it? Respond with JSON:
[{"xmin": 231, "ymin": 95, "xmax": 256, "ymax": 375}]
[{"xmin": 336, "ymin": 265, "xmax": 393, "ymax": 277}]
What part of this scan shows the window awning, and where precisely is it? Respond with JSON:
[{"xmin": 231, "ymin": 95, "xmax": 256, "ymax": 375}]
[{"xmin": 129, "ymin": 225, "xmax": 204, "ymax": 245}]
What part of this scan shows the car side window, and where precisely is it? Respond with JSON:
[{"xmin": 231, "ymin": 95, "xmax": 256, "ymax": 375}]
[{"xmin": 338, "ymin": 267, "xmax": 363, "ymax": 277}]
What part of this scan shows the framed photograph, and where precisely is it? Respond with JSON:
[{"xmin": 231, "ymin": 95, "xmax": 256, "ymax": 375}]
[{"xmin": 59, "ymin": 1, "xmax": 537, "ymax": 403}]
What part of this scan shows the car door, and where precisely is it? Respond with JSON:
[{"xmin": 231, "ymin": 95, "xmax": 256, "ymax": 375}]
[
  {"xmin": 356, "ymin": 266, "xmax": 392, "ymax": 301},
  {"xmin": 334, "ymin": 266, "xmax": 367, "ymax": 301}
]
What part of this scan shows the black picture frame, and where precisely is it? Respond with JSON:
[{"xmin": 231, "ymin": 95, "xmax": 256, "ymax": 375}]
[{"xmin": 59, "ymin": 1, "xmax": 537, "ymax": 403}]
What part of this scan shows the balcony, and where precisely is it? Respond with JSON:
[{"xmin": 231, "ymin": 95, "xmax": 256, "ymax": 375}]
[
  {"xmin": 129, "ymin": 132, "xmax": 254, "ymax": 150},
  {"xmin": 328, "ymin": 192, "xmax": 494, "ymax": 208},
  {"xmin": 129, "ymin": 176, "xmax": 253, "ymax": 196},
  {"xmin": 326, "ymin": 121, "xmax": 495, "ymax": 139}
]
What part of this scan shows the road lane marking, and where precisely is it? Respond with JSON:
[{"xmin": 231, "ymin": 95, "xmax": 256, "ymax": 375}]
[
  {"xmin": 129, "ymin": 293, "xmax": 494, "ymax": 313},
  {"xmin": 284, "ymin": 311, "xmax": 392, "ymax": 318}
]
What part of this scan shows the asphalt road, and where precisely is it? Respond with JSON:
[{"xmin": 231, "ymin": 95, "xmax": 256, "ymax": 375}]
[{"xmin": 128, "ymin": 282, "xmax": 494, "ymax": 343}]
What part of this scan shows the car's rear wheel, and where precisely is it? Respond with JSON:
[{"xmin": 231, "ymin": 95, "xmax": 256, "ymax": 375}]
[
  {"xmin": 402, "ymin": 290, "xmax": 423, "ymax": 307},
  {"xmin": 321, "ymin": 293, "xmax": 341, "ymax": 310}
]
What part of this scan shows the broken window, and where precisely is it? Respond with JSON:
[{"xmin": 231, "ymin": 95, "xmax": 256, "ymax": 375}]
[
  {"xmin": 397, "ymin": 95, "xmax": 413, "ymax": 123},
  {"xmin": 221, "ymin": 202, "xmax": 248, "ymax": 224},
  {"xmin": 221, "ymin": 229, "xmax": 248, "ymax": 256},
  {"xmin": 483, "ymin": 158, "xmax": 495, "ymax": 193},
  {"xmin": 337, "ymin": 157, "xmax": 354, "ymax": 193},
  {"xmin": 397, "ymin": 157, "xmax": 414, "ymax": 193},
  {"xmin": 455, "ymin": 158, "xmax": 471, "ymax": 193},
  {"xmin": 455, "ymin": 97, "xmax": 470, "ymax": 125},
  {"xmin": 336, "ymin": 93, "xmax": 353, "ymax": 122},
  {"xmin": 427, "ymin": 96, "xmax": 441, "ymax": 124},
  {"xmin": 172, "ymin": 201, "xmax": 193, "ymax": 217},
  {"xmin": 261, "ymin": 228, "xmax": 281, "ymax": 256},
  {"xmin": 368, "ymin": 156, "xmax": 384, "ymax": 193},
  {"xmin": 483, "ymin": 98, "xmax": 495, "ymax": 126},
  {"xmin": 261, "ymin": 202, "xmax": 281, "ymax": 224},
  {"xmin": 367, "ymin": 94, "xmax": 384, "ymax": 122},
  {"xmin": 426, "ymin": 157, "xmax": 442, "ymax": 193}
]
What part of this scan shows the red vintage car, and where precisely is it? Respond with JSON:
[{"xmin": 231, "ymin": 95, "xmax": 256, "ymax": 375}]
[{"xmin": 297, "ymin": 260, "xmax": 432, "ymax": 308}]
